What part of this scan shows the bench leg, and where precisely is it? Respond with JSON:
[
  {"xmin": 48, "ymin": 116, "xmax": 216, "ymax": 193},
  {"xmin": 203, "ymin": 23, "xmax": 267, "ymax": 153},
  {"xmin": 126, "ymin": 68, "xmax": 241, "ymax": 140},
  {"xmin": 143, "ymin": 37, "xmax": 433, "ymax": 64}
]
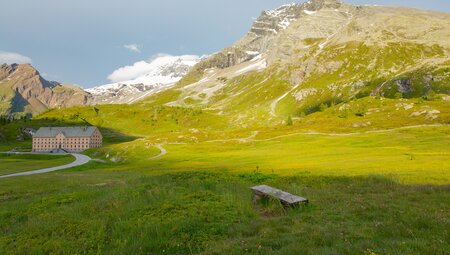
[{"xmin": 253, "ymin": 194, "xmax": 262, "ymax": 204}]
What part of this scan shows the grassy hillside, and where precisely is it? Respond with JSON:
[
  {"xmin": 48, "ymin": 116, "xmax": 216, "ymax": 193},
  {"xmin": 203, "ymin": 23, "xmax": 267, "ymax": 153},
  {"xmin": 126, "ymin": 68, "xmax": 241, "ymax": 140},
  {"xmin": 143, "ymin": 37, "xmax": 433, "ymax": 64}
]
[
  {"xmin": 35, "ymin": 105, "xmax": 227, "ymax": 137},
  {"xmin": 0, "ymin": 79, "xmax": 16, "ymax": 115}
]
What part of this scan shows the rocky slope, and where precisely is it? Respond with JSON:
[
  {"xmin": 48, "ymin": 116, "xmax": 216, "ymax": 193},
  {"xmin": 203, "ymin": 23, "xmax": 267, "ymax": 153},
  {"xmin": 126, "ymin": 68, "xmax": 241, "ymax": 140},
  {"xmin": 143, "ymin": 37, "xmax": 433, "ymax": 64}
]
[
  {"xmin": 0, "ymin": 63, "xmax": 93, "ymax": 117},
  {"xmin": 141, "ymin": 0, "xmax": 450, "ymax": 125},
  {"xmin": 87, "ymin": 55, "xmax": 200, "ymax": 104}
]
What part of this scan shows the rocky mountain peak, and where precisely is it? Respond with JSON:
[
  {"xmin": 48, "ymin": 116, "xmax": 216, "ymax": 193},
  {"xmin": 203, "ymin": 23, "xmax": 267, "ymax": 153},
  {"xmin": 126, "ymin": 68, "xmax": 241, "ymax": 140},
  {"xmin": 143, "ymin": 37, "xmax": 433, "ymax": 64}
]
[
  {"xmin": 0, "ymin": 63, "xmax": 18, "ymax": 80},
  {"xmin": 303, "ymin": 0, "xmax": 343, "ymax": 11},
  {"xmin": 0, "ymin": 63, "xmax": 93, "ymax": 116},
  {"xmin": 249, "ymin": 0, "xmax": 346, "ymax": 39},
  {"xmin": 11, "ymin": 64, "xmax": 42, "ymax": 81},
  {"xmin": 183, "ymin": 0, "xmax": 351, "ymax": 78}
]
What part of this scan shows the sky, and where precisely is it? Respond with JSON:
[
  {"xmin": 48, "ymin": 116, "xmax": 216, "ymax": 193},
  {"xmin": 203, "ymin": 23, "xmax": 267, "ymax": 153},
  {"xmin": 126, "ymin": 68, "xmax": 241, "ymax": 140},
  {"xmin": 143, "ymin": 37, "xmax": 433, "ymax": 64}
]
[{"xmin": 0, "ymin": 0, "xmax": 449, "ymax": 88}]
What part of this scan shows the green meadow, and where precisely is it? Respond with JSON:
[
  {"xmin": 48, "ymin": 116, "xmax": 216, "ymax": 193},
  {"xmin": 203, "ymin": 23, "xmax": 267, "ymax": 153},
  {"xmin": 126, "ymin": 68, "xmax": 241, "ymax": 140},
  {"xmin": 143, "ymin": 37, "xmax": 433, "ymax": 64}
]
[
  {"xmin": 0, "ymin": 95, "xmax": 449, "ymax": 254},
  {"xmin": 146, "ymin": 126, "xmax": 450, "ymax": 184},
  {"xmin": 0, "ymin": 154, "xmax": 74, "ymax": 176},
  {"xmin": 0, "ymin": 123, "xmax": 449, "ymax": 254}
]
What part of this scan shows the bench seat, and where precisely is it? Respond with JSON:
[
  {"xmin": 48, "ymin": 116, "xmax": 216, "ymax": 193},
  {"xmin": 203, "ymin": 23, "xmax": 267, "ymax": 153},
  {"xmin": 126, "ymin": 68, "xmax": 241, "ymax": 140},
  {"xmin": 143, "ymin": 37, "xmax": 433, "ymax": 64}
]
[{"xmin": 251, "ymin": 185, "xmax": 308, "ymax": 206}]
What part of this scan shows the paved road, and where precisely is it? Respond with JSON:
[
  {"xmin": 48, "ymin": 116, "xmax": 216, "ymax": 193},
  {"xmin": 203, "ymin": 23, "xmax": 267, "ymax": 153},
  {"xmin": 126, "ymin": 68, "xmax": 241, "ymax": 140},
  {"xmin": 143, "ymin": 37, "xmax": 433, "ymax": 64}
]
[{"xmin": 0, "ymin": 153, "xmax": 92, "ymax": 179}]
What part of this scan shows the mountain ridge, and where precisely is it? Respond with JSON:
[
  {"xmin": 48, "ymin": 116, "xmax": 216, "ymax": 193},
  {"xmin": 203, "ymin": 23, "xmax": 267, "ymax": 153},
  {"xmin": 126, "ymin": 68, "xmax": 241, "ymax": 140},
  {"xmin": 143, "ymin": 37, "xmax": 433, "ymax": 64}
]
[
  {"xmin": 1, "ymin": 0, "xmax": 449, "ymax": 122},
  {"xmin": 137, "ymin": 0, "xmax": 449, "ymax": 127},
  {"xmin": 0, "ymin": 63, "xmax": 93, "ymax": 117}
]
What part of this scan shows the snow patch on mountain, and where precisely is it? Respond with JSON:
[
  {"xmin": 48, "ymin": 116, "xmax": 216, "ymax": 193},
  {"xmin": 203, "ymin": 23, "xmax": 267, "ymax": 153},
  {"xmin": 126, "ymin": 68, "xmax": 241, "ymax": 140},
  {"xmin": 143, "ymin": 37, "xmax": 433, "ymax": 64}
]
[
  {"xmin": 304, "ymin": 10, "xmax": 317, "ymax": 15},
  {"xmin": 106, "ymin": 54, "xmax": 200, "ymax": 83},
  {"xmin": 87, "ymin": 55, "xmax": 201, "ymax": 104},
  {"xmin": 266, "ymin": 3, "xmax": 298, "ymax": 17}
]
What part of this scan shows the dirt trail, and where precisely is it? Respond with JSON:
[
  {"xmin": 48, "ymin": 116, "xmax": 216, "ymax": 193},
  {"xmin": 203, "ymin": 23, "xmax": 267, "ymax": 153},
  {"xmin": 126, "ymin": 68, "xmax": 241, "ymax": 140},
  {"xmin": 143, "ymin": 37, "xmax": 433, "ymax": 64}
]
[
  {"xmin": 204, "ymin": 124, "xmax": 448, "ymax": 143},
  {"xmin": 148, "ymin": 144, "xmax": 167, "ymax": 160},
  {"xmin": 206, "ymin": 131, "xmax": 260, "ymax": 143},
  {"xmin": 255, "ymin": 124, "xmax": 448, "ymax": 142}
]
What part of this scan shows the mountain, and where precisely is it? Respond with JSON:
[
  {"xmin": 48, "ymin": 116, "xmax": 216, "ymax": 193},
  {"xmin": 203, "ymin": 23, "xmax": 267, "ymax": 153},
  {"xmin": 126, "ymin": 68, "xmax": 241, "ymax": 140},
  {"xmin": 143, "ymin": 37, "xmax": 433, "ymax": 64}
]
[
  {"xmin": 0, "ymin": 63, "xmax": 93, "ymax": 117},
  {"xmin": 140, "ymin": 0, "xmax": 450, "ymax": 125},
  {"xmin": 86, "ymin": 55, "xmax": 201, "ymax": 104}
]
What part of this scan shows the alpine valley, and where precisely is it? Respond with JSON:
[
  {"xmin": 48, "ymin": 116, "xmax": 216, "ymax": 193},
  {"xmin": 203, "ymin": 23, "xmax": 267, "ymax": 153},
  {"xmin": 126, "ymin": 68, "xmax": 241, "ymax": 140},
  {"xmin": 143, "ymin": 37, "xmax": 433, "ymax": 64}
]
[{"xmin": 0, "ymin": 0, "xmax": 449, "ymax": 254}]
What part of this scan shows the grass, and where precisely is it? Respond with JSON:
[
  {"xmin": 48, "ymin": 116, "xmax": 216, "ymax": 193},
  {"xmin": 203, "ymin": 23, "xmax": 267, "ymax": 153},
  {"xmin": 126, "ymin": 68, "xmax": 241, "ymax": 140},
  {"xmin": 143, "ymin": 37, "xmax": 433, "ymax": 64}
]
[
  {"xmin": 0, "ymin": 120, "xmax": 448, "ymax": 254},
  {"xmin": 0, "ymin": 170, "xmax": 448, "ymax": 254},
  {"xmin": 0, "ymin": 154, "xmax": 74, "ymax": 176},
  {"xmin": 136, "ymin": 126, "xmax": 450, "ymax": 185},
  {"xmin": 0, "ymin": 79, "xmax": 16, "ymax": 115}
]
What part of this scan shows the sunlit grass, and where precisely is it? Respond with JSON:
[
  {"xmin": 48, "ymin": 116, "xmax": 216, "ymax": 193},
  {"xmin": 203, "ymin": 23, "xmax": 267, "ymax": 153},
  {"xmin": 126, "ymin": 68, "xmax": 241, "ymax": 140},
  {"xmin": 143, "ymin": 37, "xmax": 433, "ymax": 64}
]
[{"xmin": 139, "ymin": 126, "xmax": 449, "ymax": 184}]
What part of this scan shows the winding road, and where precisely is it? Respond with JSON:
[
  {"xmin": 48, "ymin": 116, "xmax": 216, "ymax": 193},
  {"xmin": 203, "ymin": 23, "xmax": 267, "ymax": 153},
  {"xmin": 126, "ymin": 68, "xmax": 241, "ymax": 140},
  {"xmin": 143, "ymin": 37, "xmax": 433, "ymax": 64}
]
[
  {"xmin": 0, "ymin": 153, "xmax": 92, "ymax": 179},
  {"xmin": 148, "ymin": 144, "xmax": 167, "ymax": 160}
]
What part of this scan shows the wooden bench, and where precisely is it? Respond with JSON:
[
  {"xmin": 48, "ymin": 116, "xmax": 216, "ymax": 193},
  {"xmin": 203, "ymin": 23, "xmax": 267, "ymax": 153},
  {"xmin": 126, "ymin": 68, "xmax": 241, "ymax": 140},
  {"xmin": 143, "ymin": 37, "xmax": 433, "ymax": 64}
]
[{"xmin": 251, "ymin": 185, "xmax": 308, "ymax": 207}]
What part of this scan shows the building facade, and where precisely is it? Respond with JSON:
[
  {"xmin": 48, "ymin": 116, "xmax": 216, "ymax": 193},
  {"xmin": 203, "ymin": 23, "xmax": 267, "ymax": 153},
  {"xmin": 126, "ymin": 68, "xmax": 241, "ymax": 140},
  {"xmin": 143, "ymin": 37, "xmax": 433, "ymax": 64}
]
[{"xmin": 32, "ymin": 126, "xmax": 103, "ymax": 152}]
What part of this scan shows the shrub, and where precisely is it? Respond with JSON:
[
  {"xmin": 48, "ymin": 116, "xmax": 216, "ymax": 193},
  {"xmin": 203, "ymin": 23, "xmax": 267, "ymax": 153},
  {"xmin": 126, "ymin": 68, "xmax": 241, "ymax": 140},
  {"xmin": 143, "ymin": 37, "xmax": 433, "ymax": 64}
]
[
  {"xmin": 423, "ymin": 89, "xmax": 438, "ymax": 101},
  {"xmin": 319, "ymin": 103, "xmax": 328, "ymax": 112},
  {"xmin": 286, "ymin": 116, "xmax": 293, "ymax": 126},
  {"xmin": 394, "ymin": 92, "xmax": 403, "ymax": 99}
]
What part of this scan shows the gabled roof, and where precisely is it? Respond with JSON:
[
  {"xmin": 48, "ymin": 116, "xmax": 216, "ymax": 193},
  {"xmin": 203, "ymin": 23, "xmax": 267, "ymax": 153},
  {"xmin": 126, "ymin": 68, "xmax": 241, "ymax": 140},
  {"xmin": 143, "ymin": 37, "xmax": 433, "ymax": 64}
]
[{"xmin": 34, "ymin": 126, "xmax": 98, "ymax": 138}]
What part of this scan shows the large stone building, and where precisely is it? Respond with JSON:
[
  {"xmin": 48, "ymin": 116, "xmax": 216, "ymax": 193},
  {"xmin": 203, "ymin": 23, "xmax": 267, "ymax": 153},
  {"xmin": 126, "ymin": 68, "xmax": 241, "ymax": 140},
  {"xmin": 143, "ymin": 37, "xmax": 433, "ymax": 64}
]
[{"xmin": 32, "ymin": 126, "xmax": 102, "ymax": 152}]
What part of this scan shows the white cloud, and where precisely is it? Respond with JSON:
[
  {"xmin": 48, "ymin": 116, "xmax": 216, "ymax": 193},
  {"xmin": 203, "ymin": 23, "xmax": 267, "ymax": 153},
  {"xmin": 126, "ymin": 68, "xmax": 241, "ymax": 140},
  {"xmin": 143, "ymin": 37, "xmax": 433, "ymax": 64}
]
[
  {"xmin": 107, "ymin": 54, "xmax": 200, "ymax": 83},
  {"xmin": 124, "ymin": 44, "xmax": 141, "ymax": 53},
  {"xmin": 0, "ymin": 51, "xmax": 32, "ymax": 64},
  {"xmin": 108, "ymin": 60, "xmax": 150, "ymax": 82}
]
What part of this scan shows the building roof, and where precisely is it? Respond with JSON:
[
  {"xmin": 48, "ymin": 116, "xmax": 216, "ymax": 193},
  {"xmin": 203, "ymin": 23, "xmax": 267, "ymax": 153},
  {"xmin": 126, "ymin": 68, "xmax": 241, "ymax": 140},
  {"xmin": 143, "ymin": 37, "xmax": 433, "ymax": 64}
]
[{"xmin": 34, "ymin": 126, "xmax": 98, "ymax": 138}]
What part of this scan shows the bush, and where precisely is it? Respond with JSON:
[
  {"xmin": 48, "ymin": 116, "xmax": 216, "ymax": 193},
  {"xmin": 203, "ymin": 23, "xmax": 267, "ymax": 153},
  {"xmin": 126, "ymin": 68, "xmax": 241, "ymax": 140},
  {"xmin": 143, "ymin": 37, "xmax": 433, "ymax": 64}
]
[
  {"xmin": 319, "ymin": 103, "xmax": 328, "ymax": 112},
  {"xmin": 286, "ymin": 116, "xmax": 293, "ymax": 126},
  {"xmin": 423, "ymin": 90, "xmax": 438, "ymax": 101},
  {"xmin": 394, "ymin": 92, "xmax": 403, "ymax": 99}
]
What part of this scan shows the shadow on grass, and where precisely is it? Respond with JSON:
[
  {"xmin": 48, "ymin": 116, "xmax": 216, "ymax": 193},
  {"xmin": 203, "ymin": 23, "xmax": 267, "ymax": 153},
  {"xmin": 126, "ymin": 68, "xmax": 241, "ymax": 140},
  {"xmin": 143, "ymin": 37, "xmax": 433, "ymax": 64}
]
[
  {"xmin": 0, "ymin": 170, "xmax": 448, "ymax": 254},
  {"xmin": 0, "ymin": 117, "xmax": 139, "ymax": 151}
]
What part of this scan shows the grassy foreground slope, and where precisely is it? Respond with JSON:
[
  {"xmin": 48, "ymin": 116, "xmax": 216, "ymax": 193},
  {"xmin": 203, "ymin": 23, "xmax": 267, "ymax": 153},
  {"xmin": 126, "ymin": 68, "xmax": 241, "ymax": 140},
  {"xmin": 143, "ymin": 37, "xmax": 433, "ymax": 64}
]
[{"xmin": 0, "ymin": 162, "xmax": 449, "ymax": 254}]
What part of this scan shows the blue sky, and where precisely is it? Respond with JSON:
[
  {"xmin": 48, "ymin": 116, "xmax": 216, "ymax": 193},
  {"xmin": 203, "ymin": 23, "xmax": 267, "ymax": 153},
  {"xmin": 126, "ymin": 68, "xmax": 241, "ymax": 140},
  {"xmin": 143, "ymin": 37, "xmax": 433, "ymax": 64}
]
[{"xmin": 0, "ymin": 0, "xmax": 449, "ymax": 88}]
